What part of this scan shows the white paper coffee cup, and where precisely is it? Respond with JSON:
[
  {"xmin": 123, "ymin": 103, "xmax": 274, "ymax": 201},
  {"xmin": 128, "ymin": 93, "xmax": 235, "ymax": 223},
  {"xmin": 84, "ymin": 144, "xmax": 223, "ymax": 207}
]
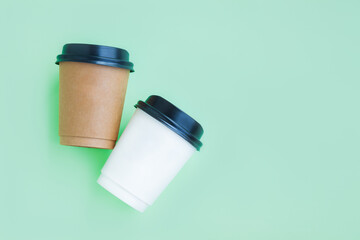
[{"xmin": 98, "ymin": 95, "xmax": 203, "ymax": 212}]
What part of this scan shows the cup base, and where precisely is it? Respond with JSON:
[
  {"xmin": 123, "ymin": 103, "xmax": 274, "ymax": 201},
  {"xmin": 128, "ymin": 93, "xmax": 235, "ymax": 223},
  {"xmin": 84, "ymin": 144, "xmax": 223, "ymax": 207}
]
[
  {"xmin": 60, "ymin": 136, "xmax": 115, "ymax": 149},
  {"xmin": 97, "ymin": 174, "xmax": 149, "ymax": 212}
]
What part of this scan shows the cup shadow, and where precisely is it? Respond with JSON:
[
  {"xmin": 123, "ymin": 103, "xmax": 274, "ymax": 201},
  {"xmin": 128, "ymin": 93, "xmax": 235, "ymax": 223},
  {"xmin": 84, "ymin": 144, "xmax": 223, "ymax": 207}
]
[{"xmin": 48, "ymin": 73, "xmax": 59, "ymax": 144}]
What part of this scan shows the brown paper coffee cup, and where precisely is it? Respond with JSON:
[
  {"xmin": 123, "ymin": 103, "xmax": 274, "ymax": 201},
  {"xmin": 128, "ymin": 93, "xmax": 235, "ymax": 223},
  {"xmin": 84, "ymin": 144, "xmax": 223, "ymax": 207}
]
[{"xmin": 56, "ymin": 44, "xmax": 134, "ymax": 149}]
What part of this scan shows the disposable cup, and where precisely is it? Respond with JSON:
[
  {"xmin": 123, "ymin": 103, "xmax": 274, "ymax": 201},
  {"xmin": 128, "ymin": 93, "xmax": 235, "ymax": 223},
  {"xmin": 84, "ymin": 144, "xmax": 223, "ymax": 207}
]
[
  {"xmin": 98, "ymin": 95, "xmax": 204, "ymax": 212},
  {"xmin": 55, "ymin": 43, "xmax": 134, "ymax": 149}
]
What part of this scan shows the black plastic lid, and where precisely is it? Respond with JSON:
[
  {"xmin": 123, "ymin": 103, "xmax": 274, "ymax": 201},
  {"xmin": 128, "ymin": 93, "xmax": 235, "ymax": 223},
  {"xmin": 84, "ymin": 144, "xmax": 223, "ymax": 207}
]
[
  {"xmin": 56, "ymin": 43, "xmax": 134, "ymax": 72},
  {"xmin": 135, "ymin": 95, "xmax": 204, "ymax": 151}
]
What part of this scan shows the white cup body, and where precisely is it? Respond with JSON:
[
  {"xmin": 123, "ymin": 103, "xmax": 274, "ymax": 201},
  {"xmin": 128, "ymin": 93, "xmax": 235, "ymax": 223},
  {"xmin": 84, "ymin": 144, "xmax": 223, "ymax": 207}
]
[{"xmin": 98, "ymin": 108, "xmax": 196, "ymax": 212}]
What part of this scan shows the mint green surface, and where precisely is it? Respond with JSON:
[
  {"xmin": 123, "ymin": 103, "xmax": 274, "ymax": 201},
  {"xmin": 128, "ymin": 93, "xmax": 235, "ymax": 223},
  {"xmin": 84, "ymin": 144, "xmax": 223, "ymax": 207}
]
[{"xmin": 1, "ymin": 0, "xmax": 360, "ymax": 239}]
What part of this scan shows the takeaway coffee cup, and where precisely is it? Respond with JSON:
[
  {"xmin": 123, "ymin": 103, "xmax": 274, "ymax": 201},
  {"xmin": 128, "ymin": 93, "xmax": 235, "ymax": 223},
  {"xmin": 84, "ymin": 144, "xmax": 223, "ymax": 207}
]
[
  {"xmin": 98, "ymin": 95, "xmax": 204, "ymax": 212},
  {"xmin": 55, "ymin": 43, "xmax": 134, "ymax": 149}
]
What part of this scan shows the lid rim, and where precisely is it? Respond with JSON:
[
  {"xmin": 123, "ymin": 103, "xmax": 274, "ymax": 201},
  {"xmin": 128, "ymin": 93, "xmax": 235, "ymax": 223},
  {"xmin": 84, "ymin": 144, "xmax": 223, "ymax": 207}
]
[
  {"xmin": 56, "ymin": 54, "xmax": 134, "ymax": 72},
  {"xmin": 135, "ymin": 100, "xmax": 203, "ymax": 151}
]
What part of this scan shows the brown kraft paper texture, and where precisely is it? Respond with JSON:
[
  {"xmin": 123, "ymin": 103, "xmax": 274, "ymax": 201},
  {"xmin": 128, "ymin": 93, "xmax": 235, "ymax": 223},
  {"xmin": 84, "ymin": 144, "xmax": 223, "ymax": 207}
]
[{"xmin": 59, "ymin": 61, "xmax": 129, "ymax": 149}]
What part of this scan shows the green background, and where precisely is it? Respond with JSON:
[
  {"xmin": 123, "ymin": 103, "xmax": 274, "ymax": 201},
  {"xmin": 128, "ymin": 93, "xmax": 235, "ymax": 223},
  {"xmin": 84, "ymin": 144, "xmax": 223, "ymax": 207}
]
[{"xmin": 1, "ymin": 0, "xmax": 359, "ymax": 239}]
